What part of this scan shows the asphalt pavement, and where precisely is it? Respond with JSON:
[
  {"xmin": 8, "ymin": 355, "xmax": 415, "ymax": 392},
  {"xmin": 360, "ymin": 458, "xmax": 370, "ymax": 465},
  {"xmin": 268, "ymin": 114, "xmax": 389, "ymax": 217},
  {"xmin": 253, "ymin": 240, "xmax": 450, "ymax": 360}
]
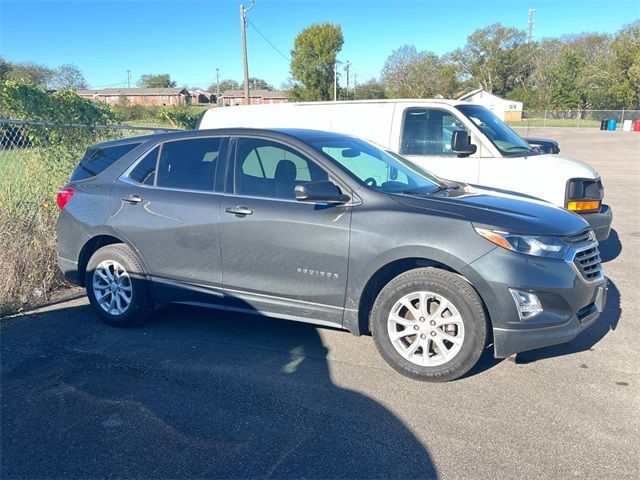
[{"xmin": 1, "ymin": 128, "xmax": 638, "ymax": 479}]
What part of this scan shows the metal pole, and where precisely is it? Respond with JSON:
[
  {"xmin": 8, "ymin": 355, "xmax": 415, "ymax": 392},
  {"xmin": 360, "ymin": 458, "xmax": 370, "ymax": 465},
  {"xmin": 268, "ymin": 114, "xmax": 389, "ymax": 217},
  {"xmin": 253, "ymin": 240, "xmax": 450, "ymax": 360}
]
[
  {"xmin": 334, "ymin": 61, "xmax": 337, "ymax": 101},
  {"xmin": 543, "ymin": 109, "xmax": 547, "ymax": 128},
  {"xmin": 344, "ymin": 61, "xmax": 350, "ymax": 99},
  {"xmin": 127, "ymin": 70, "xmax": 131, "ymax": 88},
  {"xmin": 621, "ymin": 108, "xmax": 625, "ymax": 127},
  {"xmin": 215, "ymin": 68, "xmax": 220, "ymax": 97},
  {"xmin": 240, "ymin": 2, "xmax": 254, "ymax": 105}
]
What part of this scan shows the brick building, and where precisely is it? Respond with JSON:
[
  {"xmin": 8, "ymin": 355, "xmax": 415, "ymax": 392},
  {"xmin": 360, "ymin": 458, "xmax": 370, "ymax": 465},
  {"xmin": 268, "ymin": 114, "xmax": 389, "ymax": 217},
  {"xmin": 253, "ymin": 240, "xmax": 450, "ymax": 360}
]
[{"xmin": 77, "ymin": 88, "xmax": 190, "ymax": 106}]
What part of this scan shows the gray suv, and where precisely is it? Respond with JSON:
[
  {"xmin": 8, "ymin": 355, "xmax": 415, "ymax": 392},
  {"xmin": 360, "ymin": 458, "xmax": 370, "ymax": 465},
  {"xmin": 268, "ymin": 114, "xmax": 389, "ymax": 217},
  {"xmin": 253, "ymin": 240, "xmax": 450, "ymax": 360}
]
[{"xmin": 56, "ymin": 128, "xmax": 607, "ymax": 381}]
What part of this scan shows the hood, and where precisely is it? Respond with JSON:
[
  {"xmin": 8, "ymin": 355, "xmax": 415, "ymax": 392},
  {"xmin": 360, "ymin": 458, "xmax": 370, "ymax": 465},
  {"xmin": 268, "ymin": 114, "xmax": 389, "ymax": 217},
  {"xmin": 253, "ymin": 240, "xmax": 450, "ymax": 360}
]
[
  {"xmin": 390, "ymin": 184, "xmax": 589, "ymax": 237},
  {"xmin": 534, "ymin": 153, "xmax": 599, "ymax": 179}
]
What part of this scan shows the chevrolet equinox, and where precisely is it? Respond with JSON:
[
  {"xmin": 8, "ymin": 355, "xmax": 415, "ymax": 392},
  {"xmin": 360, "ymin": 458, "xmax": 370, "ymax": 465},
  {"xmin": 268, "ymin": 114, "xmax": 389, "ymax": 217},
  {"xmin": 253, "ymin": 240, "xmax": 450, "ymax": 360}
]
[{"xmin": 56, "ymin": 128, "xmax": 607, "ymax": 381}]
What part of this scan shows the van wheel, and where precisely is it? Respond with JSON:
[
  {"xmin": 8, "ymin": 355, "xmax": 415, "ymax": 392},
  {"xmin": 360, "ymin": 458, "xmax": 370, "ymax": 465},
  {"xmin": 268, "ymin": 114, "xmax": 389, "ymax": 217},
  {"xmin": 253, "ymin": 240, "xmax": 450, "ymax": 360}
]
[
  {"xmin": 85, "ymin": 244, "xmax": 152, "ymax": 327},
  {"xmin": 370, "ymin": 268, "xmax": 486, "ymax": 382}
]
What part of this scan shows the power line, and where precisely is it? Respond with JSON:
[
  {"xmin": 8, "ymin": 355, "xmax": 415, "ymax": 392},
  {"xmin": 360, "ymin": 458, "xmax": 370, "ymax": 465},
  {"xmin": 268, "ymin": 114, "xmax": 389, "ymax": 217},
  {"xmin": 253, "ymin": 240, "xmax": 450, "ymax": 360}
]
[{"xmin": 247, "ymin": 19, "xmax": 291, "ymax": 63}]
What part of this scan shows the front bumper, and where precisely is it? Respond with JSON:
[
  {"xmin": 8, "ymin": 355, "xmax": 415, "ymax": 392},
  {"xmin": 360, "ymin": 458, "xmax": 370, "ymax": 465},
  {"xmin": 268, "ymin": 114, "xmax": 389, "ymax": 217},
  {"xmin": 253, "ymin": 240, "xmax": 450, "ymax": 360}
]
[
  {"xmin": 580, "ymin": 204, "xmax": 612, "ymax": 241},
  {"xmin": 461, "ymin": 246, "xmax": 607, "ymax": 358}
]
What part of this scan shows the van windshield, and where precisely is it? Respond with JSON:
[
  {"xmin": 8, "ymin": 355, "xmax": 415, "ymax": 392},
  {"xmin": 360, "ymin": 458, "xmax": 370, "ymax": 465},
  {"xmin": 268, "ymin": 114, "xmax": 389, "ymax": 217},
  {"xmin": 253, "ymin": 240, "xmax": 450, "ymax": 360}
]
[
  {"xmin": 456, "ymin": 104, "xmax": 538, "ymax": 157},
  {"xmin": 309, "ymin": 136, "xmax": 446, "ymax": 194}
]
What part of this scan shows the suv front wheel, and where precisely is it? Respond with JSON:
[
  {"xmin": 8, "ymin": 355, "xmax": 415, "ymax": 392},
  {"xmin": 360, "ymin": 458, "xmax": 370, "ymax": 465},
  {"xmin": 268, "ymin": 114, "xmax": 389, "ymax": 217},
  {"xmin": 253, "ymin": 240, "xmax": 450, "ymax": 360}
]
[
  {"xmin": 370, "ymin": 268, "xmax": 487, "ymax": 382},
  {"xmin": 85, "ymin": 244, "xmax": 152, "ymax": 327}
]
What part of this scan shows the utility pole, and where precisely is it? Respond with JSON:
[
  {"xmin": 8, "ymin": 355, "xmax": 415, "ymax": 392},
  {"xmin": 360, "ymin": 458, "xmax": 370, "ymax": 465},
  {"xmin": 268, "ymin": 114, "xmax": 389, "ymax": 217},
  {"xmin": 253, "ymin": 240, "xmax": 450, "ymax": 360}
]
[
  {"xmin": 527, "ymin": 8, "xmax": 536, "ymax": 43},
  {"xmin": 240, "ymin": 1, "xmax": 255, "ymax": 105},
  {"xmin": 215, "ymin": 67, "xmax": 220, "ymax": 97},
  {"xmin": 344, "ymin": 61, "xmax": 351, "ymax": 99},
  {"xmin": 353, "ymin": 74, "xmax": 358, "ymax": 99},
  {"xmin": 333, "ymin": 60, "xmax": 341, "ymax": 101},
  {"xmin": 126, "ymin": 70, "xmax": 131, "ymax": 89}
]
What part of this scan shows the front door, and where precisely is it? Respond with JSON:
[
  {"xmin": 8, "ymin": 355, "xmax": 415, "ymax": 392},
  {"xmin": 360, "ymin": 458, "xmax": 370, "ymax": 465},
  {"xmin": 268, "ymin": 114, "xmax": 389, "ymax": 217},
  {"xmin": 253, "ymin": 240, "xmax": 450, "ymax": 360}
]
[
  {"xmin": 397, "ymin": 107, "xmax": 481, "ymax": 184},
  {"xmin": 219, "ymin": 136, "xmax": 351, "ymax": 325}
]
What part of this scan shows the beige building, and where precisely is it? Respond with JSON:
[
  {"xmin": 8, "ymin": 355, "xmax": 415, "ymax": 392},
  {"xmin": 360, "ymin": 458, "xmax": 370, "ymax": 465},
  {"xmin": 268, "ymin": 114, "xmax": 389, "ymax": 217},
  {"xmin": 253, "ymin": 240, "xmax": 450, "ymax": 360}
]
[{"xmin": 457, "ymin": 89, "xmax": 523, "ymax": 122}]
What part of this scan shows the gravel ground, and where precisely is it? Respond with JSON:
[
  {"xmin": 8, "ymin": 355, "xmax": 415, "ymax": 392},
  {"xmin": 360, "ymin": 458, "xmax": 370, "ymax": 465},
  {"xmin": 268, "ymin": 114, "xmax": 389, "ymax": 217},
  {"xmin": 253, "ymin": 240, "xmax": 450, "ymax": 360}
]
[{"xmin": 1, "ymin": 128, "xmax": 639, "ymax": 479}]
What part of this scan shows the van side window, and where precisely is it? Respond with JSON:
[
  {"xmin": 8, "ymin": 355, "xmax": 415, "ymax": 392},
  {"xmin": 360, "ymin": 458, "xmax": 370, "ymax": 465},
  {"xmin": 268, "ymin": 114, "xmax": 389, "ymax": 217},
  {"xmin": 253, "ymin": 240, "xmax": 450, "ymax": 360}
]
[
  {"xmin": 401, "ymin": 108, "xmax": 468, "ymax": 156},
  {"xmin": 235, "ymin": 138, "xmax": 327, "ymax": 199},
  {"xmin": 129, "ymin": 146, "xmax": 159, "ymax": 185},
  {"xmin": 156, "ymin": 138, "xmax": 221, "ymax": 192}
]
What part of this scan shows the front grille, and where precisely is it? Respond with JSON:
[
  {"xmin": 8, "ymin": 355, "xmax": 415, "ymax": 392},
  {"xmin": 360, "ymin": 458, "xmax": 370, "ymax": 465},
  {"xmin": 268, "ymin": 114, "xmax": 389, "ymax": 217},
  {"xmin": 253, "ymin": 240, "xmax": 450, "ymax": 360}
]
[
  {"xmin": 564, "ymin": 229, "xmax": 593, "ymax": 245},
  {"xmin": 572, "ymin": 244, "xmax": 603, "ymax": 283}
]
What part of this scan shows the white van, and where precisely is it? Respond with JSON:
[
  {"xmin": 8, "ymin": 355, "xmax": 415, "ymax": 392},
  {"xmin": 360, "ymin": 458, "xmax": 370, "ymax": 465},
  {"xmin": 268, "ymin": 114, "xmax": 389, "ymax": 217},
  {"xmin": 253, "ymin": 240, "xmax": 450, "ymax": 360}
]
[{"xmin": 198, "ymin": 100, "xmax": 612, "ymax": 240}]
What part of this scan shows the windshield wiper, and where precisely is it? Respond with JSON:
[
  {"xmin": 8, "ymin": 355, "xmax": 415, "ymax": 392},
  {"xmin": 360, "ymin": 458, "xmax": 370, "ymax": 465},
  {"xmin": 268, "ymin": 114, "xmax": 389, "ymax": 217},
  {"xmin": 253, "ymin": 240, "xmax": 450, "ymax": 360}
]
[{"xmin": 503, "ymin": 146, "xmax": 536, "ymax": 153}]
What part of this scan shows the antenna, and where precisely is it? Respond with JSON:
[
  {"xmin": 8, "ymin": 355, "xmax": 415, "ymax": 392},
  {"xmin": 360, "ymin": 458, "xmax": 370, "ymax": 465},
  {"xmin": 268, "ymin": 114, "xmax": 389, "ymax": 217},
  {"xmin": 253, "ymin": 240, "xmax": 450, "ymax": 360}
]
[{"xmin": 527, "ymin": 8, "xmax": 536, "ymax": 43}]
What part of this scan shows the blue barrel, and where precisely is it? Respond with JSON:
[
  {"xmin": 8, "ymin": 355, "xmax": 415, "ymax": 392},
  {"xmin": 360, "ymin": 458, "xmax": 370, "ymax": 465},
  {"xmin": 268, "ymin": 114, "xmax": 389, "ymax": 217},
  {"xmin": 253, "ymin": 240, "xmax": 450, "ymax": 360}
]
[{"xmin": 607, "ymin": 118, "xmax": 617, "ymax": 131}]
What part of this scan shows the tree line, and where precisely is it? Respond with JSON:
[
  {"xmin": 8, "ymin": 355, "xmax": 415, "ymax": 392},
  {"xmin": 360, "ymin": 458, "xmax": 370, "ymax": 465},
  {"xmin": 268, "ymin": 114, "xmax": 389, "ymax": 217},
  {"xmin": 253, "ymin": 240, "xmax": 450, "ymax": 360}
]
[
  {"xmin": 289, "ymin": 20, "xmax": 640, "ymax": 110},
  {"xmin": 2, "ymin": 18, "xmax": 638, "ymax": 110}
]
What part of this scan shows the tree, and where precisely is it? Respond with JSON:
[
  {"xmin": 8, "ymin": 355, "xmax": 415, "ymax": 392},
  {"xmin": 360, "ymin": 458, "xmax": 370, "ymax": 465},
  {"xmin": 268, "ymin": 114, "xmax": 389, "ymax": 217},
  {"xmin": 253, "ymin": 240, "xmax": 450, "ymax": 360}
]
[
  {"xmin": 353, "ymin": 79, "xmax": 386, "ymax": 100},
  {"xmin": 5, "ymin": 62, "xmax": 54, "ymax": 88},
  {"xmin": 207, "ymin": 79, "xmax": 240, "ymax": 93},
  {"xmin": 137, "ymin": 73, "xmax": 177, "ymax": 88},
  {"xmin": 249, "ymin": 77, "xmax": 273, "ymax": 90},
  {"xmin": 0, "ymin": 56, "xmax": 11, "ymax": 81},
  {"xmin": 549, "ymin": 49, "xmax": 588, "ymax": 109},
  {"xmin": 609, "ymin": 21, "xmax": 640, "ymax": 109},
  {"xmin": 50, "ymin": 64, "xmax": 88, "ymax": 90},
  {"xmin": 290, "ymin": 23, "xmax": 344, "ymax": 101},
  {"xmin": 381, "ymin": 45, "xmax": 460, "ymax": 99},
  {"xmin": 452, "ymin": 23, "xmax": 531, "ymax": 97}
]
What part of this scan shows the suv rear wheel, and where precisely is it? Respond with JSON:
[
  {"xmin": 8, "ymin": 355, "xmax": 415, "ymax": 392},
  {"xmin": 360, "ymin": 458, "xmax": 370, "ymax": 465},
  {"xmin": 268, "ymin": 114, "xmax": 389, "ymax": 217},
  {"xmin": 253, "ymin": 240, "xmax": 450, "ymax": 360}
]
[
  {"xmin": 85, "ymin": 244, "xmax": 152, "ymax": 327},
  {"xmin": 370, "ymin": 268, "xmax": 486, "ymax": 382}
]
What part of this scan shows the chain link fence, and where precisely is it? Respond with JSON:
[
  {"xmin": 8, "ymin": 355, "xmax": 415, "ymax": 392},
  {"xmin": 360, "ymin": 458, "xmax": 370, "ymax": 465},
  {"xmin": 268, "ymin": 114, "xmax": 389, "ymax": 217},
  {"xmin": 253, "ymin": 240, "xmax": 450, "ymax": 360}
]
[
  {"xmin": 0, "ymin": 118, "xmax": 179, "ymax": 314},
  {"xmin": 509, "ymin": 110, "xmax": 640, "ymax": 129}
]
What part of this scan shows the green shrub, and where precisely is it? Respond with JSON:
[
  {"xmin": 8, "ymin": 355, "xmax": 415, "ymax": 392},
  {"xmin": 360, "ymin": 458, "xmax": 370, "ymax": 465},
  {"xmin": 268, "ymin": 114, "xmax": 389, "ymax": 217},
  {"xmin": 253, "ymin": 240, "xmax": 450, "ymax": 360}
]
[{"xmin": 158, "ymin": 104, "xmax": 200, "ymax": 129}]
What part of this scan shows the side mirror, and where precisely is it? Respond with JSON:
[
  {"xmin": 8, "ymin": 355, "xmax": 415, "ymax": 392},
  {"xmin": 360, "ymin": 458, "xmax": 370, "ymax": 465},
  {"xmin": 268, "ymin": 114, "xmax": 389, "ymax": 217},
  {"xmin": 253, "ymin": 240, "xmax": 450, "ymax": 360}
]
[
  {"xmin": 451, "ymin": 130, "xmax": 477, "ymax": 157},
  {"xmin": 295, "ymin": 181, "xmax": 350, "ymax": 205}
]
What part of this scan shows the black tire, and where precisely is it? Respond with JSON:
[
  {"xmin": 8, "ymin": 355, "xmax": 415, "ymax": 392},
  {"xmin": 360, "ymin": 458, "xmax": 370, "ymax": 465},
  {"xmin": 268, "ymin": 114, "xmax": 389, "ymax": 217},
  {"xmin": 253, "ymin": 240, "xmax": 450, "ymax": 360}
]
[
  {"xmin": 85, "ymin": 243, "xmax": 153, "ymax": 327},
  {"xmin": 370, "ymin": 267, "xmax": 487, "ymax": 382}
]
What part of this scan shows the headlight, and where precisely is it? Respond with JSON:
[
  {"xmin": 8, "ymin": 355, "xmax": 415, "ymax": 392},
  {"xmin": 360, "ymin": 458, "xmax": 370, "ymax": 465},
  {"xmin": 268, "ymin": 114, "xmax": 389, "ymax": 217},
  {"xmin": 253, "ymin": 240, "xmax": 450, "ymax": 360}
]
[{"xmin": 474, "ymin": 227, "xmax": 567, "ymax": 259}]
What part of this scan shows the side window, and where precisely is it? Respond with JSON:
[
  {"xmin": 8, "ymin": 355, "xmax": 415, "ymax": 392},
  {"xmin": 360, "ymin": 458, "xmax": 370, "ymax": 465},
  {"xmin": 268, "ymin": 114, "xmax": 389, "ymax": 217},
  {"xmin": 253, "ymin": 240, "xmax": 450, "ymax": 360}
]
[
  {"xmin": 235, "ymin": 138, "xmax": 327, "ymax": 199},
  {"xmin": 322, "ymin": 146, "xmax": 409, "ymax": 186},
  {"xmin": 129, "ymin": 146, "xmax": 159, "ymax": 185},
  {"xmin": 401, "ymin": 108, "xmax": 468, "ymax": 156},
  {"xmin": 70, "ymin": 142, "xmax": 141, "ymax": 181},
  {"xmin": 156, "ymin": 137, "xmax": 222, "ymax": 192}
]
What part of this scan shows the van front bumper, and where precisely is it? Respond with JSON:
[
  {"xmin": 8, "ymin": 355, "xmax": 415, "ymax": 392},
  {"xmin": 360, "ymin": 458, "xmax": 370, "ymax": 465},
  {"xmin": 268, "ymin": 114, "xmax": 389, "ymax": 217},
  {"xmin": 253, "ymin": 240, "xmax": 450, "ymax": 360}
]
[
  {"xmin": 580, "ymin": 204, "xmax": 612, "ymax": 241},
  {"xmin": 462, "ymin": 246, "xmax": 607, "ymax": 358}
]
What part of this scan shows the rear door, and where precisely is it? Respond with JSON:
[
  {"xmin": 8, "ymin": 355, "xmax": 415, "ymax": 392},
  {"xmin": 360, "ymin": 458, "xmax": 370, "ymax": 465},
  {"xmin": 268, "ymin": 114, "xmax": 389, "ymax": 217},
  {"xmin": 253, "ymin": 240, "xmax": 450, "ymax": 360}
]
[
  {"xmin": 219, "ymin": 136, "xmax": 352, "ymax": 325},
  {"xmin": 108, "ymin": 136, "xmax": 227, "ymax": 302}
]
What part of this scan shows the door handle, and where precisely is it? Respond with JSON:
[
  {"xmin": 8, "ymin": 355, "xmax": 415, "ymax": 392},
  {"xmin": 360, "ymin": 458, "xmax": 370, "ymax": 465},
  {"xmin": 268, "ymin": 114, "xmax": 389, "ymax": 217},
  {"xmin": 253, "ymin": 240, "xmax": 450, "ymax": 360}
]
[
  {"xmin": 122, "ymin": 194, "xmax": 143, "ymax": 204},
  {"xmin": 225, "ymin": 205, "xmax": 253, "ymax": 216}
]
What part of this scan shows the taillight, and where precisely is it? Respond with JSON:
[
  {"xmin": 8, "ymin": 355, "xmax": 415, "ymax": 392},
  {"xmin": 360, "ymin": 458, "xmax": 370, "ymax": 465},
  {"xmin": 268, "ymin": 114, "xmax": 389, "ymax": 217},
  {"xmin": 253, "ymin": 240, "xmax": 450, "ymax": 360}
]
[{"xmin": 56, "ymin": 187, "xmax": 74, "ymax": 210}]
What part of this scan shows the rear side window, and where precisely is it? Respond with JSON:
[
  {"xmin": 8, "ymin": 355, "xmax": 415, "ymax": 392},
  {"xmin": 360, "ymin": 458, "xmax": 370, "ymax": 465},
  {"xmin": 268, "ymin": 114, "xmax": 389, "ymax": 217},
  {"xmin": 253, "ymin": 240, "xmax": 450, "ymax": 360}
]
[
  {"xmin": 70, "ymin": 142, "xmax": 141, "ymax": 181},
  {"xmin": 156, "ymin": 138, "xmax": 222, "ymax": 192},
  {"xmin": 128, "ymin": 146, "xmax": 159, "ymax": 185}
]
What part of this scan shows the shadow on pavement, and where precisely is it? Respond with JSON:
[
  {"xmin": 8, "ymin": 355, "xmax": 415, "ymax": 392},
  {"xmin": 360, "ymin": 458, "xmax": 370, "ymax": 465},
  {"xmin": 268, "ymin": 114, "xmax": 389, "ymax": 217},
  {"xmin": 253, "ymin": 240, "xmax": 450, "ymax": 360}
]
[
  {"xmin": 599, "ymin": 229, "xmax": 622, "ymax": 263},
  {"xmin": 514, "ymin": 279, "xmax": 621, "ymax": 364},
  {"xmin": 1, "ymin": 301, "xmax": 438, "ymax": 479}
]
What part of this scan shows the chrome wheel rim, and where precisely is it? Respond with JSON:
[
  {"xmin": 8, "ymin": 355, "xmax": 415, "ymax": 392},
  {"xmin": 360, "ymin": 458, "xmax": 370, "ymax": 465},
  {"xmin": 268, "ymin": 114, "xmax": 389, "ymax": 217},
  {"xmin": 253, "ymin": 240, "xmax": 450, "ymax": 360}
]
[
  {"xmin": 387, "ymin": 291, "xmax": 465, "ymax": 367},
  {"xmin": 92, "ymin": 260, "xmax": 132, "ymax": 316}
]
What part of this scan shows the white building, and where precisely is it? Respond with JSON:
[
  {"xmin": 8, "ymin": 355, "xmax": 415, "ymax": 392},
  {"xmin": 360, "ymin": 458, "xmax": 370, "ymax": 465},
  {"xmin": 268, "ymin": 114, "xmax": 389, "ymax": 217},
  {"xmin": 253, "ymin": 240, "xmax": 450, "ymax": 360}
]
[{"xmin": 457, "ymin": 89, "xmax": 523, "ymax": 122}]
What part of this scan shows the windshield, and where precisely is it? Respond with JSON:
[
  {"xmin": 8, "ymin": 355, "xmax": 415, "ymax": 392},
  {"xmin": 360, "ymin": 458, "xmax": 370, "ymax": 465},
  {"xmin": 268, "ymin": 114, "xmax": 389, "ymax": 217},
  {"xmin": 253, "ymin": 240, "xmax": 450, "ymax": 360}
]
[
  {"xmin": 456, "ymin": 104, "xmax": 537, "ymax": 156},
  {"xmin": 309, "ymin": 136, "xmax": 446, "ymax": 194}
]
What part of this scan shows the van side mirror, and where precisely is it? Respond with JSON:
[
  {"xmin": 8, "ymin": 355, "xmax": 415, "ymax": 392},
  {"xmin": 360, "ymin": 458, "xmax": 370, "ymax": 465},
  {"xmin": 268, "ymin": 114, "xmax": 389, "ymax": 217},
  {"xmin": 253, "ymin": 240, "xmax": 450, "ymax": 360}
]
[
  {"xmin": 451, "ymin": 130, "xmax": 477, "ymax": 157},
  {"xmin": 295, "ymin": 181, "xmax": 350, "ymax": 205}
]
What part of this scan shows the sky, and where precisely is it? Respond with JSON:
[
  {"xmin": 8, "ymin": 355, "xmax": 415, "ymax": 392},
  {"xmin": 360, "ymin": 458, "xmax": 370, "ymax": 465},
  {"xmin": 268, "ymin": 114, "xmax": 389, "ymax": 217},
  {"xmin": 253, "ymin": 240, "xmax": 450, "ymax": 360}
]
[{"xmin": 1, "ymin": 0, "xmax": 638, "ymax": 90}]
